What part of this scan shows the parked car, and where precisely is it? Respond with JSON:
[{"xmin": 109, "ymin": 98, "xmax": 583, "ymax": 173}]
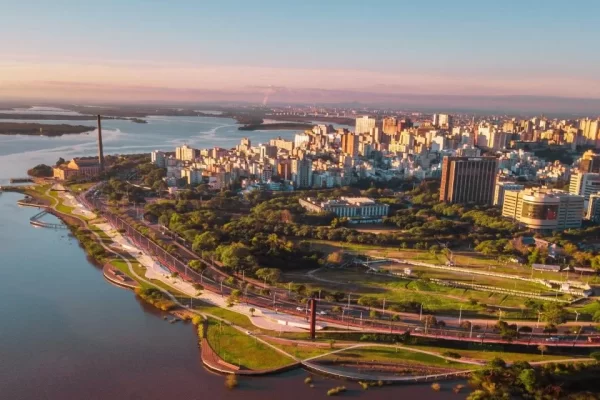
[
  {"xmin": 546, "ymin": 336, "xmax": 560, "ymax": 342},
  {"xmin": 317, "ymin": 310, "xmax": 328, "ymax": 315},
  {"xmin": 296, "ymin": 307, "xmax": 304, "ymax": 312}
]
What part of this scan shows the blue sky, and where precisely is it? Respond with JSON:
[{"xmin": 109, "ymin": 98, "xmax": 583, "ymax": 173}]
[{"xmin": 1, "ymin": 0, "xmax": 600, "ymax": 102}]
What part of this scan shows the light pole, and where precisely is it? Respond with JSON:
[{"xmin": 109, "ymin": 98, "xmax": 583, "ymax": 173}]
[
  {"xmin": 220, "ymin": 277, "xmax": 224, "ymax": 298},
  {"xmin": 347, "ymin": 293, "xmax": 351, "ymax": 309},
  {"xmin": 419, "ymin": 303, "xmax": 423, "ymax": 321},
  {"xmin": 469, "ymin": 323, "xmax": 474, "ymax": 338},
  {"xmin": 575, "ymin": 311, "xmax": 580, "ymax": 322},
  {"xmin": 382, "ymin": 297, "xmax": 386, "ymax": 314},
  {"xmin": 458, "ymin": 305, "xmax": 463, "ymax": 326},
  {"xmin": 200, "ymin": 268, "xmax": 206, "ymax": 284}
]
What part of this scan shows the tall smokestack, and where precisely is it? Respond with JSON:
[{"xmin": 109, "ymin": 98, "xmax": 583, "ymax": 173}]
[{"xmin": 97, "ymin": 115, "xmax": 105, "ymax": 173}]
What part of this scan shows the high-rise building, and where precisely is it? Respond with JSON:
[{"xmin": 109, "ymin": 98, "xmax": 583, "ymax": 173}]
[
  {"xmin": 586, "ymin": 192, "xmax": 600, "ymax": 222},
  {"xmin": 502, "ymin": 188, "xmax": 584, "ymax": 231},
  {"xmin": 291, "ymin": 158, "xmax": 313, "ymax": 188},
  {"xmin": 277, "ymin": 159, "xmax": 291, "ymax": 180},
  {"xmin": 494, "ymin": 181, "xmax": 524, "ymax": 207},
  {"xmin": 579, "ymin": 150, "xmax": 600, "ymax": 173},
  {"xmin": 439, "ymin": 156, "xmax": 497, "ymax": 204},
  {"xmin": 341, "ymin": 132, "xmax": 358, "ymax": 156},
  {"xmin": 355, "ymin": 116, "xmax": 376, "ymax": 134},
  {"xmin": 151, "ymin": 150, "xmax": 166, "ymax": 168},
  {"xmin": 181, "ymin": 168, "xmax": 203, "ymax": 185},
  {"xmin": 397, "ymin": 118, "xmax": 413, "ymax": 132},
  {"xmin": 176, "ymin": 144, "xmax": 197, "ymax": 161},
  {"xmin": 433, "ymin": 114, "xmax": 453, "ymax": 129},
  {"xmin": 489, "ymin": 131, "xmax": 511, "ymax": 150},
  {"xmin": 569, "ymin": 172, "xmax": 600, "ymax": 200},
  {"xmin": 382, "ymin": 117, "xmax": 397, "ymax": 135}
]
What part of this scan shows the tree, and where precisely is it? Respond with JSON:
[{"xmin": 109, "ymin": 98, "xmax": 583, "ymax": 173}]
[
  {"xmin": 590, "ymin": 351, "xmax": 600, "ymax": 362},
  {"xmin": 496, "ymin": 321, "xmax": 519, "ymax": 342},
  {"xmin": 27, "ymin": 164, "xmax": 53, "ymax": 177},
  {"xmin": 216, "ymin": 243, "xmax": 256, "ymax": 271},
  {"xmin": 192, "ymin": 231, "xmax": 219, "ymax": 252},
  {"xmin": 326, "ymin": 251, "xmax": 343, "ymax": 265},
  {"xmin": 331, "ymin": 306, "xmax": 342, "ymax": 314},
  {"xmin": 188, "ymin": 260, "xmax": 205, "ymax": 272},
  {"xmin": 537, "ymin": 344, "xmax": 548, "ymax": 357},
  {"xmin": 423, "ymin": 315, "xmax": 437, "ymax": 330},
  {"xmin": 56, "ymin": 157, "xmax": 66, "ymax": 166},
  {"xmin": 255, "ymin": 268, "xmax": 281, "ymax": 284},
  {"xmin": 518, "ymin": 368, "xmax": 538, "ymax": 393},
  {"xmin": 249, "ymin": 307, "xmax": 255, "ymax": 317},
  {"xmin": 542, "ymin": 304, "xmax": 567, "ymax": 326},
  {"xmin": 369, "ymin": 310, "xmax": 379, "ymax": 319},
  {"xmin": 357, "ymin": 295, "xmax": 379, "ymax": 308}
]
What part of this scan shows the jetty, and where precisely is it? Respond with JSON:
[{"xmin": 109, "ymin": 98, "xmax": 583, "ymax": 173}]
[{"xmin": 9, "ymin": 178, "xmax": 33, "ymax": 184}]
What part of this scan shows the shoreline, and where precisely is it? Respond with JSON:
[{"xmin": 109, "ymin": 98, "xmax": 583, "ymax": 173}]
[{"xmin": 16, "ymin": 186, "xmax": 596, "ymax": 384}]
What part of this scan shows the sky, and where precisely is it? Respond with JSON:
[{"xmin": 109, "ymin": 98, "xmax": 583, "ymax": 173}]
[{"xmin": 1, "ymin": 0, "xmax": 600, "ymax": 105}]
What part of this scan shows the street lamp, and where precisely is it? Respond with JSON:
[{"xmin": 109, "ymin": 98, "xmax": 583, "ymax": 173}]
[{"xmin": 458, "ymin": 305, "xmax": 463, "ymax": 326}]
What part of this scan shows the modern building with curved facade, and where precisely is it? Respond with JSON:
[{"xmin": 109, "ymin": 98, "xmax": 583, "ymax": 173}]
[{"xmin": 502, "ymin": 188, "xmax": 584, "ymax": 232}]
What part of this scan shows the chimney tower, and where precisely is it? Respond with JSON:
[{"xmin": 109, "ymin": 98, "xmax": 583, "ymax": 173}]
[{"xmin": 97, "ymin": 115, "xmax": 105, "ymax": 173}]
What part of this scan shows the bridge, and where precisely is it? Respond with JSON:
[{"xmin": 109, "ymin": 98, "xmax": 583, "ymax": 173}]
[{"xmin": 29, "ymin": 210, "xmax": 67, "ymax": 229}]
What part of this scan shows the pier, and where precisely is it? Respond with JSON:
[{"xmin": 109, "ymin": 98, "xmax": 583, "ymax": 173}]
[{"xmin": 9, "ymin": 178, "xmax": 33, "ymax": 184}]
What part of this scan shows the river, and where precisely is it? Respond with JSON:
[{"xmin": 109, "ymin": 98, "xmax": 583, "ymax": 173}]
[{"xmin": 0, "ymin": 115, "xmax": 464, "ymax": 399}]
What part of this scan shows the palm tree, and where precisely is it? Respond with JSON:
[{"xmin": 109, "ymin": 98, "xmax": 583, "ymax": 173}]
[{"xmin": 537, "ymin": 344, "xmax": 548, "ymax": 358}]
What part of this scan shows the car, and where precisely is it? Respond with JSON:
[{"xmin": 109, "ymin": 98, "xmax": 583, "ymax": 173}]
[
  {"xmin": 546, "ymin": 336, "xmax": 560, "ymax": 342},
  {"xmin": 296, "ymin": 307, "xmax": 304, "ymax": 312},
  {"xmin": 245, "ymin": 330, "xmax": 253, "ymax": 335},
  {"xmin": 476, "ymin": 334, "xmax": 484, "ymax": 338},
  {"xmin": 317, "ymin": 310, "xmax": 328, "ymax": 315},
  {"xmin": 414, "ymin": 327, "xmax": 423, "ymax": 332}
]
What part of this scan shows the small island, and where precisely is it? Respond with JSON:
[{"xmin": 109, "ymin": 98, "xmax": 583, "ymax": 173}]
[
  {"xmin": 129, "ymin": 118, "xmax": 148, "ymax": 124},
  {"xmin": 0, "ymin": 122, "xmax": 94, "ymax": 136}
]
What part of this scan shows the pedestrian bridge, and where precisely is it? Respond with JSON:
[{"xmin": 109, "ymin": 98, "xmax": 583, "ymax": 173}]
[{"xmin": 29, "ymin": 210, "xmax": 67, "ymax": 229}]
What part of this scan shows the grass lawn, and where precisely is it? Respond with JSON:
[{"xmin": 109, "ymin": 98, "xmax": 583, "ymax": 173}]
[
  {"xmin": 407, "ymin": 344, "xmax": 586, "ymax": 364},
  {"xmin": 318, "ymin": 346, "xmax": 474, "ymax": 370},
  {"xmin": 265, "ymin": 341, "xmax": 333, "ymax": 360},
  {"xmin": 312, "ymin": 267, "xmax": 529, "ymax": 315},
  {"xmin": 387, "ymin": 264, "xmax": 551, "ymax": 293},
  {"xmin": 67, "ymin": 182, "xmax": 94, "ymax": 193},
  {"xmin": 206, "ymin": 318, "xmax": 294, "ymax": 370},
  {"xmin": 195, "ymin": 302, "xmax": 257, "ymax": 330}
]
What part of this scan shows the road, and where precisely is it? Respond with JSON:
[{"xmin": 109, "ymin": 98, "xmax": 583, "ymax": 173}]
[{"xmin": 79, "ymin": 187, "xmax": 600, "ymax": 348}]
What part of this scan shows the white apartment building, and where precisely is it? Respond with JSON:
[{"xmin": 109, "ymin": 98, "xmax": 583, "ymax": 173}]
[{"xmin": 355, "ymin": 116, "xmax": 377, "ymax": 134}]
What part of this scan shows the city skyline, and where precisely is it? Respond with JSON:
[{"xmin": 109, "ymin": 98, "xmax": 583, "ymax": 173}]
[{"xmin": 2, "ymin": 1, "xmax": 600, "ymax": 106}]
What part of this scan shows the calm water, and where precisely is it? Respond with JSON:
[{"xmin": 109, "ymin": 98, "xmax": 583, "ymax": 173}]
[{"xmin": 0, "ymin": 116, "xmax": 463, "ymax": 399}]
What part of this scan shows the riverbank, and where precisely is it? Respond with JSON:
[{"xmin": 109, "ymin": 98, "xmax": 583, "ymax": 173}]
[{"xmin": 18, "ymin": 183, "xmax": 596, "ymax": 386}]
